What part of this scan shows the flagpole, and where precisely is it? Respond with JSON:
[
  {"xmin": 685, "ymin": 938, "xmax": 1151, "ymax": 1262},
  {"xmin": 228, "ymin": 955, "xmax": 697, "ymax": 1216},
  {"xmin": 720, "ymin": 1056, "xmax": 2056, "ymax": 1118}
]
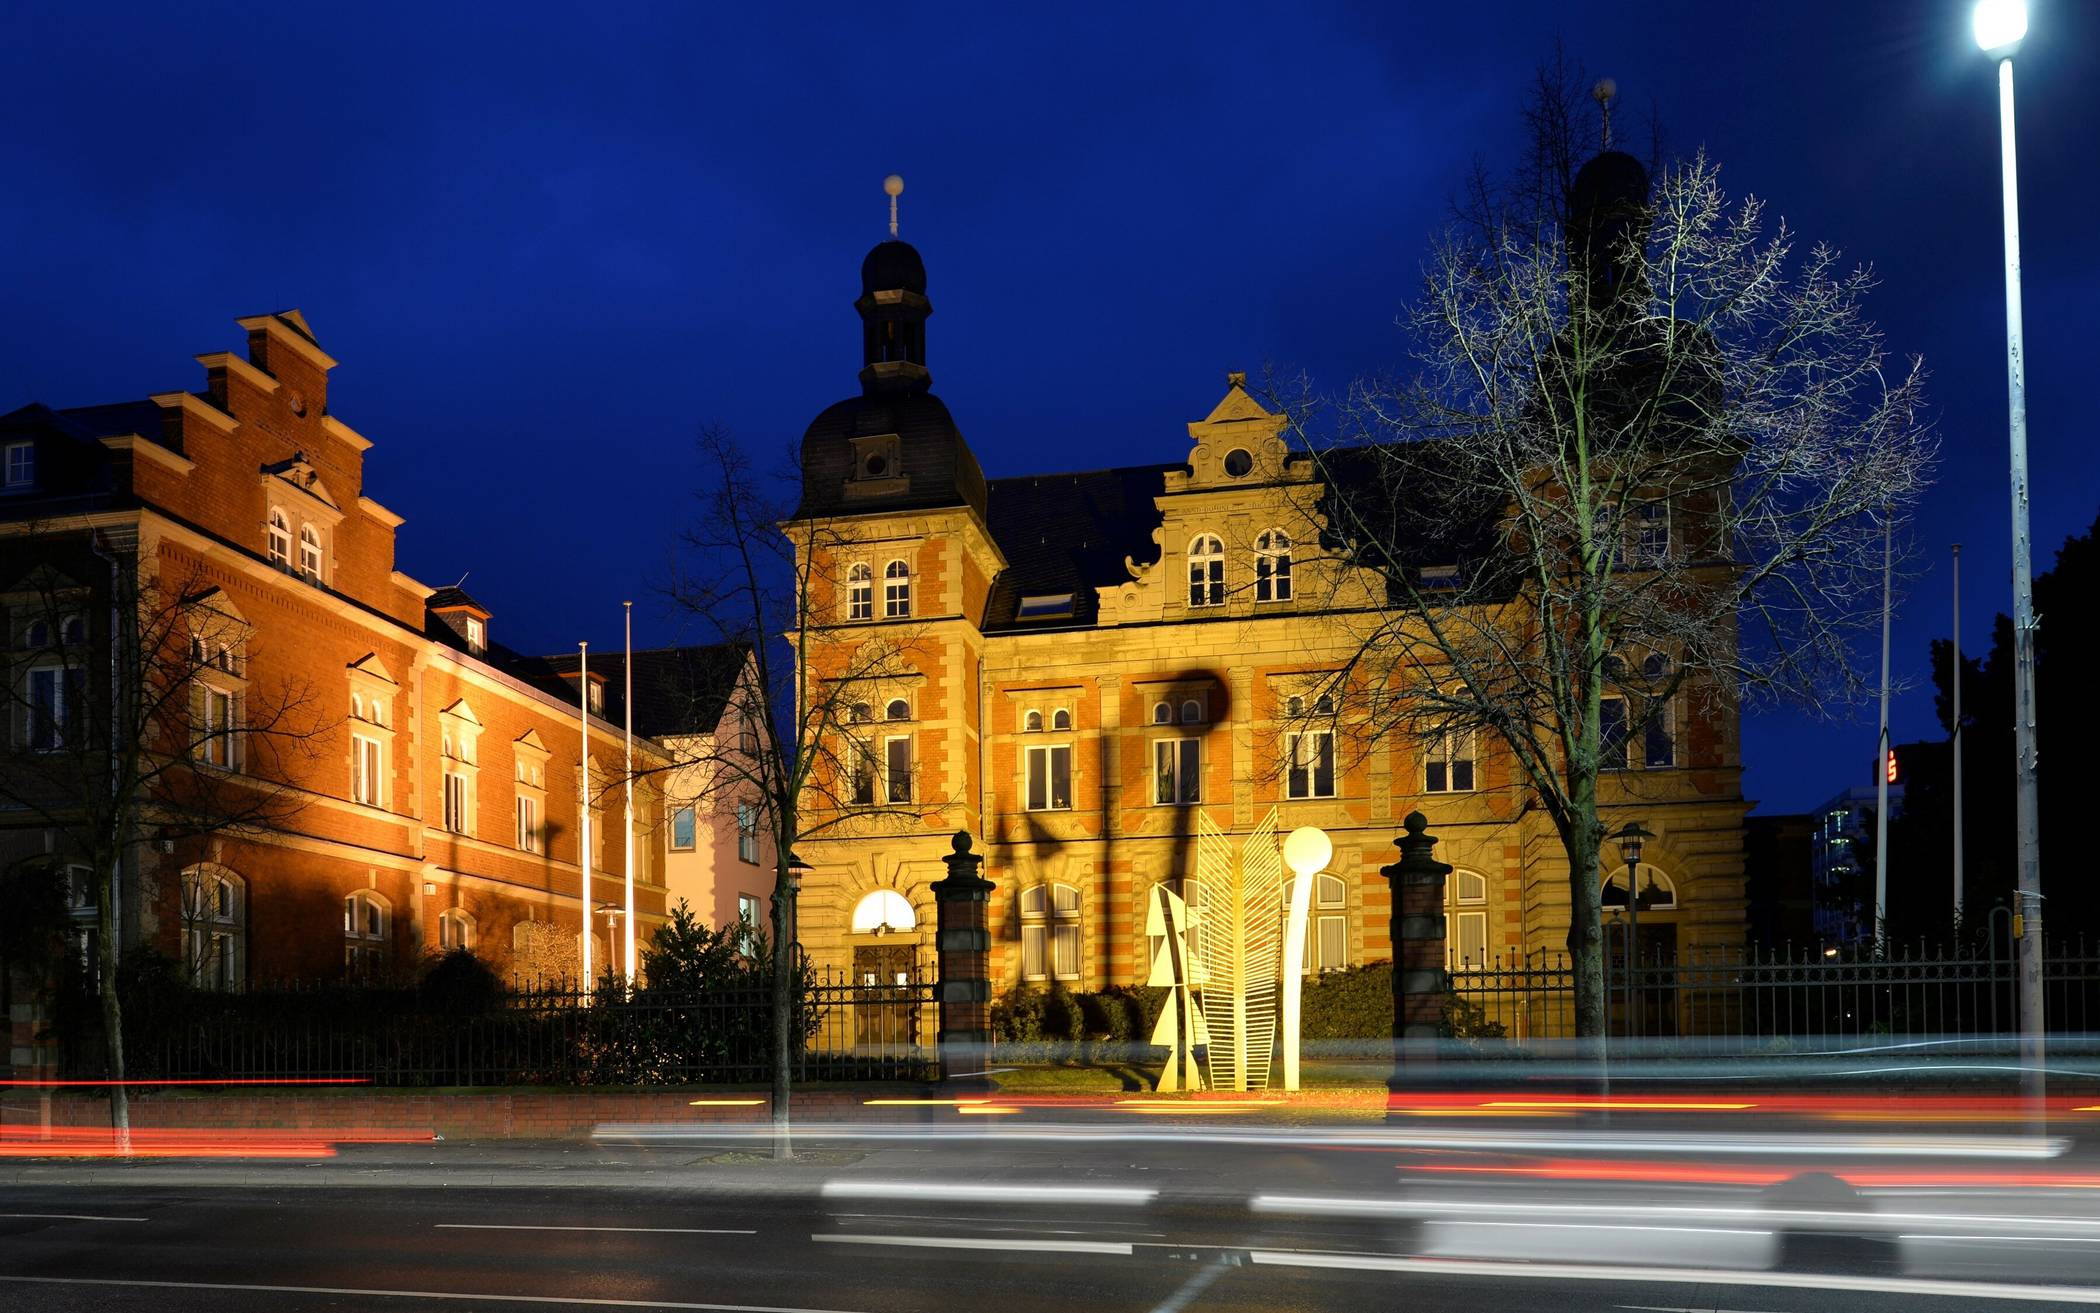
[
  {"xmin": 623, "ymin": 600, "xmax": 637, "ymax": 991},
  {"xmin": 578, "ymin": 641, "xmax": 593, "ymax": 990},
  {"xmin": 1952, "ymin": 544, "xmax": 1965, "ymax": 928}
]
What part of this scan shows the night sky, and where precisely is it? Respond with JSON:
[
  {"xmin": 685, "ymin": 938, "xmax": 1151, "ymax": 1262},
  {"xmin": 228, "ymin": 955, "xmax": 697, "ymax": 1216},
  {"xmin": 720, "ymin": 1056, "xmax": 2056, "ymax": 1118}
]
[{"xmin": 4, "ymin": 1, "xmax": 2095, "ymax": 818}]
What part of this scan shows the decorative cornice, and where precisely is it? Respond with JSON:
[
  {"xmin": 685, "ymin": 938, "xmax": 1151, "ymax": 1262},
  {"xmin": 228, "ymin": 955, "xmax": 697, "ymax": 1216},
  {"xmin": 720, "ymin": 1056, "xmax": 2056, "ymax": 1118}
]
[
  {"xmin": 98, "ymin": 434, "xmax": 193, "ymax": 475},
  {"xmin": 195, "ymin": 350, "xmax": 281, "ymax": 396},
  {"xmin": 236, "ymin": 313, "xmax": 340, "ymax": 371},
  {"xmin": 151, "ymin": 390, "xmax": 238, "ymax": 435}
]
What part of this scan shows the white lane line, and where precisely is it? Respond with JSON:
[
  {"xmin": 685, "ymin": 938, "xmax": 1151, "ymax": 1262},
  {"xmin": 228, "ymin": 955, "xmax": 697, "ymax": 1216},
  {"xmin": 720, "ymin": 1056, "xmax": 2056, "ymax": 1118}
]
[
  {"xmin": 1901, "ymin": 1233, "xmax": 2100, "ymax": 1244},
  {"xmin": 811, "ymin": 1233, "xmax": 1133, "ymax": 1255},
  {"xmin": 436, "ymin": 1224, "xmax": 755, "ymax": 1235},
  {"xmin": 0, "ymin": 1212, "xmax": 148, "ymax": 1223},
  {"xmin": 0, "ymin": 1274, "xmax": 864, "ymax": 1311},
  {"xmin": 1245, "ymin": 1252, "xmax": 2100, "ymax": 1304},
  {"xmin": 1254, "ymin": 1193, "xmax": 2100, "ymax": 1235},
  {"xmin": 819, "ymin": 1180, "xmax": 1156, "ymax": 1206}
]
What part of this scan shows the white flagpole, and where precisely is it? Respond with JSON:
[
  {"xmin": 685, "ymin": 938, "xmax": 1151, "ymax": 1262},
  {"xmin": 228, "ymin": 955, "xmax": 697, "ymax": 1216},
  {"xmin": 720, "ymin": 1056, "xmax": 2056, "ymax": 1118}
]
[
  {"xmin": 578, "ymin": 641, "xmax": 593, "ymax": 989},
  {"xmin": 1952, "ymin": 543, "xmax": 1965, "ymax": 927},
  {"xmin": 623, "ymin": 601, "xmax": 637, "ymax": 990}
]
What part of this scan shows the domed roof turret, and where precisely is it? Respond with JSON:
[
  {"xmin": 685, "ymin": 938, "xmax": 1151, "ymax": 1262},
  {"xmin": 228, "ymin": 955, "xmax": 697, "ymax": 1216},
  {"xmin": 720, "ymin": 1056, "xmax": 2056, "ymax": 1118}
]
[{"xmin": 861, "ymin": 239, "xmax": 927, "ymax": 296}]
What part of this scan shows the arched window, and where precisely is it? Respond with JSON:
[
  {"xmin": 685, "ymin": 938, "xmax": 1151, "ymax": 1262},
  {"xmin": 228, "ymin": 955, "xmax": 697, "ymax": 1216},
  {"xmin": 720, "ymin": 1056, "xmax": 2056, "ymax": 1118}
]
[
  {"xmin": 267, "ymin": 509, "xmax": 292, "ymax": 567},
  {"xmin": 298, "ymin": 524, "xmax": 323, "ymax": 581},
  {"xmin": 846, "ymin": 563, "xmax": 873, "ymax": 621},
  {"xmin": 847, "ymin": 702, "xmax": 871, "ymax": 725},
  {"xmin": 885, "ymin": 697, "xmax": 910, "ymax": 722},
  {"xmin": 59, "ymin": 615, "xmax": 84, "ymax": 646},
  {"xmin": 1313, "ymin": 692, "xmax": 1335, "ymax": 716},
  {"xmin": 1023, "ymin": 709, "xmax": 1043, "ymax": 732},
  {"xmin": 1448, "ymin": 869, "xmax": 1491, "ymax": 969},
  {"xmin": 1602, "ymin": 864, "xmax": 1677, "ymax": 911},
  {"xmin": 1255, "ymin": 529, "xmax": 1293, "ymax": 602},
  {"xmin": 437, "ymin": 908, "xmax": 475, "ymax": 952},
  {"xmin": 1179, "ymin": 699, "xmax": 1202, "ymax": 725},
  {"xmin": 883, "ymin": 559, "xmax": 911, "ymax": 618},
  {"xmin": 1051, "ymin": 708, "xmax": 1071, "ymax": 731},
  {"xmin": 1019, "ymin": 883, "xmax": 1081, "ymax": 981},
  {"xmin": 344, "ymin": 890, "xmax": 390, "ymax": 977},
  {"xmin": 1285, "ymin": 694, "xmax": 1304, "ymax": 718},
  {"xmin": 1187, "ymin": 535, "xmax": 1224, "ymax": 607},
  {"xmin": 1151, "ymin": 701, "xmax": 1172, "ymax": 725},
  {"xmin": 24, "ymin": 619, "xmax": 49, "ymax": 650},
  {"xmin": 850, "ymin": 888, "xmax": 916, "ymax": 935},
  {"xmin": 181, "ymin": 865, "xmax": 244, "ymax": 991}
]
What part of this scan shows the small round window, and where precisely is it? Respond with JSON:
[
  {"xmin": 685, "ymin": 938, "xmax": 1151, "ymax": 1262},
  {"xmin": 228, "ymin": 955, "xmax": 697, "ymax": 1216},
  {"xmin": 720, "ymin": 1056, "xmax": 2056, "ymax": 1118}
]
[
  {"xmin": 865, "ymin": 452, "xmax": 889, "ymax": 477},
  {"xmin": 1223, "ymin": 448, "xmax": 1253, "ymax": 478}
]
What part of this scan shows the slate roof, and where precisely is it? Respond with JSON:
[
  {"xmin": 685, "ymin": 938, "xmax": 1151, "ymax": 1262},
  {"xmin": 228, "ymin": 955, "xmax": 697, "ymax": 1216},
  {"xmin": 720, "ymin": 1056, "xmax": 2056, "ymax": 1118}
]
[
  {"xmin": 980, "ymin": 464, "xmax": 1175, "ymax": 631},
  {"xmin": 540, "ymin": 644, "xmax": 751, "ymax": 739},
  {"xmin": 425, "ymin": 585, "xmax": 488, "ymax": 614}
]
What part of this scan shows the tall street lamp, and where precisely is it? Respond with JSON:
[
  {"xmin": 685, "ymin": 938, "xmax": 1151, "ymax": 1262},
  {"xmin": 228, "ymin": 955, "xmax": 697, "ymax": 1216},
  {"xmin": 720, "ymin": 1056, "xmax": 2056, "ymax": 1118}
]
[
  {"xmin": 1615, "ymin": 821, "xmax": 1655, "ymax": 1037},
  {"xmin": 1973, "ymin": 0, "xmax": 2045, "ymax": 1094}
]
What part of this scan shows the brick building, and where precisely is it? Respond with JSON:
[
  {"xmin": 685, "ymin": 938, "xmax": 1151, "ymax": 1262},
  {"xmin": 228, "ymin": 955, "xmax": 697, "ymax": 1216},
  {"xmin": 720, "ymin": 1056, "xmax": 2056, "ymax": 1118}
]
[
  {"xmin": 0, "ymin": 312, "xmax": 752, "ymax": 998},
  {"xmin": 786, "ymin": 227, "xmax": 1750, "ymax": 997}
]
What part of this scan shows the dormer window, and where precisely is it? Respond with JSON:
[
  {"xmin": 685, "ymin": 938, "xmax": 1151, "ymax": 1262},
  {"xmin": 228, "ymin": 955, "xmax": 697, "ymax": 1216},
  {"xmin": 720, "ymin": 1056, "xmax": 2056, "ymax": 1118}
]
[
  {"xmin": 464, "ymin": 616, "xmax": 486, "ymax": 654},
  {"xmin": 587, "ymin": 682, "xmax": 604, "ymax": 714},
  {"xmin": 298, "ymin": 524, "xmax": 323, "ymax": 582},
  {"xmin": 4, "ymin": 441, "xmax": 33, "ymax": 490},
  {"xmin": 1188, "ymin": 535, "xmax": 1224, "ymax": 607},
  {"xmin": 267, "ymin": 509, "xmax": 292, "ymax": 568}
]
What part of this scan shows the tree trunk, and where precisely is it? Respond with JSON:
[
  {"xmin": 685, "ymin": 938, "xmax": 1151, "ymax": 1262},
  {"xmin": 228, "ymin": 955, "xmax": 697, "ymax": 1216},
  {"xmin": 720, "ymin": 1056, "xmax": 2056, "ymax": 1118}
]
[
  {"xmin": 769, "ymin": 857, "xmax": 794, "ymax": 1161},
  {"xmin": 96, "ymin": 857, "xmax": 129, "ymax": 1154},
  {"xmin": 1563, "ymin": 778, "xmax": 1607, "ymax": 1051}
]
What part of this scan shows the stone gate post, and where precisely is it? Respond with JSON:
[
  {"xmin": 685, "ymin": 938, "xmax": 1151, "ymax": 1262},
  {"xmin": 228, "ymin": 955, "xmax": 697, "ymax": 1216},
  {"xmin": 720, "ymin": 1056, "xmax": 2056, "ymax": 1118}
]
[
  {"xmin": 1381, "ymin": 811, "xmax": 1452, "ymax": 1088},
  {"xmin": 929, "ymin": 831, "xmax": 994, "ymax": 1083}
]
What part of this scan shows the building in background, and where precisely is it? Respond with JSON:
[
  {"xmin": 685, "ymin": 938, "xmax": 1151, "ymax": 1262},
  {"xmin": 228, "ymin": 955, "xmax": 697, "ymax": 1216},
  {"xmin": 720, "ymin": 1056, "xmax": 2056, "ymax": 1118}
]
[
  {"xmin": 0, "ymin": 313, "xmax": 750, "ymax": 993},
  {"xmin": 1808, "ymin": 781, "xmax": 1904, "ymax": 948},
  {"xmin": 1745, "ymin": 811, "xmax": 1815, "ymax": 951}
]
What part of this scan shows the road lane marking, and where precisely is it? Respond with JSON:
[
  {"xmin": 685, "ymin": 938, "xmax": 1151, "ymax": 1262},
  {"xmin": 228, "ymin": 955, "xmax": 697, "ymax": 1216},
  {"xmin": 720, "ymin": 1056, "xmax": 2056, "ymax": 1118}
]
[
  {"xmin": 0, "ymin": 1275, "xmax": 866, "ymax": 1311},
  {"xmin": 0, "ymin": 1213, "xmax": 148, "ymax": 1222},
  {"xmin": 1244, "ymin": 1252, "xmax": 2100, "ymax": 1303},
  {"xmin": 819, "ymin": 1180, "xmax": 1155, "ymax": 1205},
  {"xmin": 436, "ymin": 1224, "xmax": 755, "ymax": 1235},
  {"xmin": 812, "ymin": 1233, "xmax": 1133, "ymax": 1255}
]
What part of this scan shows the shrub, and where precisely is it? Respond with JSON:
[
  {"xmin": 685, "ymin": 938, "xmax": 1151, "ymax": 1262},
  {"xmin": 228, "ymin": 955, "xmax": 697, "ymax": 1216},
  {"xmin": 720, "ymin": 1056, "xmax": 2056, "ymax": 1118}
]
[
  {"xmin": 1300, "ymin": 962, "xmax": 1395, "ymax": 1039},
  {"xmin": 419, "ymin": 949, "xmax": 505, "ymax": 1013}
]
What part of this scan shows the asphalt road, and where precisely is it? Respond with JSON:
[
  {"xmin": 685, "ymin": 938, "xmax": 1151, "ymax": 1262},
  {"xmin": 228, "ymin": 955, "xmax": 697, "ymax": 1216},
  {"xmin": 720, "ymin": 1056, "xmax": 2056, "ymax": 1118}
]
[{"xmin": 6, "ymin": 1137, "xmax": 2100, "ymax": 1313}]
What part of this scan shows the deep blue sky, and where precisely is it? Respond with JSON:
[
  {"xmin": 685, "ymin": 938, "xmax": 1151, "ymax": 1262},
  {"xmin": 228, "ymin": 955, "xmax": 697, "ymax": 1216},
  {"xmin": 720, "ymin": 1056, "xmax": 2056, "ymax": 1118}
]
[{"xmin": 4, "ymin": 2, "xmax": 2095, "ymax": 816}]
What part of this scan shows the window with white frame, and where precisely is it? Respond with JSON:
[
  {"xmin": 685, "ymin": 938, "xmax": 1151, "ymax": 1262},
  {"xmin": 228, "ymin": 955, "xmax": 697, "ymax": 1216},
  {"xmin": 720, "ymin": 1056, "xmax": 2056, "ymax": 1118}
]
[
  {"xmin": 670, "ymin": 804, "xmax": 697, "ymax": 850},
  {"xmin": 511, "ymin": 735, "xmax": 546, "ymax": 851},
  {"xmin": 846, "ymin": 562, "xmax": 873, "ymax": 621},
  {"xmin": 438, "ymin": 908, "xmax": 475, "ymax": 952},
  {"xmin": 1255, "ymin": 529, "xmax": 1293, "ymax": 602},
  {"xmin": 1019, "ymin": 883, "xmax": 1081, "ymax": 981},
  {"xmin": 1424, "ymin": 727, "xmax": 1474, "ymax": 793},
  {"xmin": 1630, "ymin": 498, "xmax": 1671, "ymax": 566},
  {"xmin": 1283, "ymin": 873, "xmax": 1349, "ymax": 972},
  {"xmin": 267, "ymin": 508, "xmax": 292, "ymax": 567},
  {"xmin": 1151, "ymin": 701, "xmax": 1172, "ymax": 725},
  {"xmin": 515, "ymin": 793, "xmax": 539, "ymax": 851},
  {"xmin": 463, "ymin": 616, "xmax": 486, "ymax": 654},
  {"xmin": 1154, "ymin": 737, "xmax": 1200, "ymax": 805},
  {"xmin": 352, "ymin": 728, "xmax": 384, "ymax": 805},
  {"xmin": 737, "ymin": 800, "xmax": 760, "ymax": 864},
  {"xmin": 1179, "ymin": 698, "xmax": 1204, "ymax": 725},
  {"xmin": 181, "ymin": 866, "xmax": 244, "ymax": 991},
  {"xmin": 1285, "ymin": 725, "xmax": 1335, "ymax": 799},
  {"xmin": 1023, "ymin": 708, "xmax": 1043, "ymax": 732},
  {"xmin": 197, "ymin": 682, "xmax": 241, "ymax": 770},
  {"xmin": 883, "ymin": 559, "xmax": 911, "ymax": 618},
  {"xmin": 440, "ymin": 703, "xmax": 479, "ymax": 834},
  {"xmin": 298, "ymin": 524, "xmax": 324, "ymax": 582},
  {"xmin": 737, "ymin": 893, "xmax": 763, "ymax": 956},
  {"xmin": 25, "ymin": 662, "xmax": 85, "ymax": 752},
  {"xmin": 1448, "ymin": 869, "xmax": 1490, "ymax": 969},
  {"xmin": 1025, "ymin": 741, "xmax": 1072, "ymax": 811},
  {"xmin": 444, "ymin": 769, "xmax": 470, "ymax": 833},
  {"xmin": 344, "ymin": 890, "xmax": 390, "ymax": 975},
  {"xmin": 3, "ymin": 441, "xmax": 33, "ymax": 489},
  {"xmin": 1187, "ymin": 535, "xmax": 1224, "ymax": 607},
  {"xmin": 1051, "ymin": 708, "xmax": 1070, "ymax": 731}
]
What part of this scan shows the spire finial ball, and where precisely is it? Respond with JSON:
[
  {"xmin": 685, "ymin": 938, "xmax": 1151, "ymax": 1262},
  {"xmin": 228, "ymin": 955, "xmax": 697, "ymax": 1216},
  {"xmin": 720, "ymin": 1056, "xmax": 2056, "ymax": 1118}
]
[
  {"xmin": 883, "ymin": 175, "xmax": 905, "ymax": 198},
  {"xmin": 1592, "ymin": 77, "xmax": 1616, "ymax": 105}
]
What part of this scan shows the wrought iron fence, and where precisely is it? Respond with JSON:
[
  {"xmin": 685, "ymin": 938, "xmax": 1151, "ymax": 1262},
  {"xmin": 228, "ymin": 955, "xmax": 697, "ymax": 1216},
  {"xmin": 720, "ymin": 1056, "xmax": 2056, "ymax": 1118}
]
[
  {"xmin": 1450, "ymin": 935, "xmax": 2100, "ymax": 1052},
  {"xmin": 67, "ymin": 966, "xmax": 936, "ymax": 1086}
]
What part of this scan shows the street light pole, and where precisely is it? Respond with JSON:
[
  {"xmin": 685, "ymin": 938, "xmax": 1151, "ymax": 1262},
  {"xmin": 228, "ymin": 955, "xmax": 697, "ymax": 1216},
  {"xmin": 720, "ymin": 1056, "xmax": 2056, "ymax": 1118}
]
[{"xmin": 1974, "ymin": 0, "xmax": 2044, "ymax": 1096}]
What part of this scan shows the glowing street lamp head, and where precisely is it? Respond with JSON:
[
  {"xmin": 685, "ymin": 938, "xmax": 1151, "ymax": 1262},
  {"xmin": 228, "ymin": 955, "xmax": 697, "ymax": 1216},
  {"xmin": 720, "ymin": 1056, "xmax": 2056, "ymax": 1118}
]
[
  {"xmin": 1282, "ymin": 826, "xmax": 1333, "ymax": 878},
  {"xmin": 1972, "ymin": 0, "xmax": 2027, "ymax": 56}
]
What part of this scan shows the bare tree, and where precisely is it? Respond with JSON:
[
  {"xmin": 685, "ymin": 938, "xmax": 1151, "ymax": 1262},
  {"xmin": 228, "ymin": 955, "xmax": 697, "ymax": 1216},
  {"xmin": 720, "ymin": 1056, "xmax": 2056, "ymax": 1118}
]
[
  {"xmin": 1271, "ymin": 143, "xmax": 1932, "ymax": 1043},
  {"xmin": 0, "ymin": 526, "xmax": 321, "ymax": 1144},
  {"xmin": 662, "ymin": 426, "xmax": 948, "ymax": 1159}
]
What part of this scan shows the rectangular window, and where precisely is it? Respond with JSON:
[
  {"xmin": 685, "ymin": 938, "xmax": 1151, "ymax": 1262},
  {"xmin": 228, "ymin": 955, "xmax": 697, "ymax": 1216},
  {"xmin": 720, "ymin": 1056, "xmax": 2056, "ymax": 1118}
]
[
  {"xmin": 1021, "ymin": 923, "xmax": 1046, "ymax": 981},
  {"xmin": 1599, "ymin": 697, "xmax": 1629, "ymax": 771},
  {"xmin": 443, "ymin": 770, "xmax": 470, "ymax": 833},
  {"xmin": 464, "ymin": 616, "xmax": 486, "ymax": 653},
  {"xmin": 27, "ymin": 665, "xmax": 82, "ymax": 752},
  {"xmin": 1424, "ymin": 730, "xmax": 1474, "ymax": 793},
  {"xmin": 737, "ymin": 893, "xmax": 763, "ymax": 956},
  {"xmin": 1631, "ymin": 500, "xmax": 1670, "ymax": 565},
  {"xmin": 737, "ymin": 801, "xmax": 760, "ymax": 864},
  {"xmin": 199, "ymin": 685, "xmax": 238, "ymax": 769},
  {"xmin": 848, "ymin": 740, "xmax": 875, "ymax": 806},
  {"xmin": 884, "ymin": 735, "xmax": 913, "ymax": 804},
  {"xmin": 516, "ymin": 794, "xmax": 538, "ymax": 851},
  {"xmin": 1643, "ymin": 699, "xmax": 1675, "ymax": 768},
  {"xmin": 1153, "ymin": 738, "xmax": 1200, "ymax": 805},
  {"xmin": 1316, "ymin": 913, "xmax": 1347, "ymax": 972},
  {"xmin": 1285, "ymin": 730, "xmax": 1335, "ymax": 799},
  {"xmin": 351, "ymin": 733, "xmax": 384, "ymax": 806},
  {"xmin": 1025, "ymin": 743, "xmax": 1073, "ymax": 811},
  {"xmin": 4, "ymin": 441, "xmax": 33, "ymax": 489},
  {"xmin": 1052, "ymin": 921, "xmax": 1081, "ymax": 979},
  {"xmin": 669, "ymin": 804, "xmax": 696, "ymax": 850},
  {"xmin": 1451, "ymin": 909, "xmax": 1489, "ymax": 969}
]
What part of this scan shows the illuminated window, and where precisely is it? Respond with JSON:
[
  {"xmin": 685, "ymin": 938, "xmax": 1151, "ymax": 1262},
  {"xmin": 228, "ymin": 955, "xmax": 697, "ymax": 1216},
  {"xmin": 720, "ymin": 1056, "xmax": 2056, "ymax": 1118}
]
[
  {"xmin": 850, "ymin": 888, "xmax": 915, "ymax": 934},
  {"xmin": 181, "ymin": 866, "xmax": 244, "ymax": 991},
  {"xmin": 463, "ymin": 616, "xmax": 486, "ymax": 654},
  {"xmin": 1019, "ymin": 883, "xmax": 1081, "ymax": 981},
  {"xmin": 344, "ymin": 890, "xmax": 390, "ymax": 976},
  {"xmin": 1425, "ymin": 728, "xmax": 1474, "ymax": 793},
  {"xmin": 298, "ymin": 524, "xmax": 323, "ymax": 582},
  {"xmin": 883, "ymin": 559, "xmax": 911, "ymax": 618},
  {"xmin": 1603, "ymin": 865, "xmax": 1676, "ymax": 910},
  {"xmin": 438, "ymin": 908, "xmax": 475, "ymax": 952},
  {"xmin": 1154, "ymin": 738, "xmax": 1200, "ymax": 805},
  {"xmin": 1187, "ymin": 535, "xmax": 1224, "ymax": 607},
  {"xmin": 846, "ymin": 563, "xmax": 873, "ymax": 621},
  {"xmin": 1448, "ymin": 869, "xmax": 1489, "ymax": 969},
  {"xmin": 670, "ymin": 804, "xmax": 696, "ymax": 851},
  {"xmin": 1255, "ymin": 530, "xmax": 1292, "ymax": 602},
  {"xmin": 267, "ymin": 508, "xmax": 292, "ymax": 567}
]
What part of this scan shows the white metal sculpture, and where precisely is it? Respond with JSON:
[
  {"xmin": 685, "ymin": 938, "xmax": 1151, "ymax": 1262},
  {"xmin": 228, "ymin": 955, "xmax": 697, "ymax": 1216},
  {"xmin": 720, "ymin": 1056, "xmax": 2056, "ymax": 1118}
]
[
  {"xmin": 1192, "ymin": 810, "xmax": 1283, "ymax": 1091},
  {"xmin": 1146, "ymin": 881, "xmax": 1208, "ymax": 1092}
]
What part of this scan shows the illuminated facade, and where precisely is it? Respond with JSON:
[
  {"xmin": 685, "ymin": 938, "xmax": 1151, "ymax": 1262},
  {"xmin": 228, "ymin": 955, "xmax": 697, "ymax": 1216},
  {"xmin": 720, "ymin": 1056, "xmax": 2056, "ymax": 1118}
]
[
  {"xmin": 0, "ymin": 313, "xmax": 751, "ymax": 992},
  {"xmin": 788, "ymin": 236, "xmax": 1751, "ymax": 996}
]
